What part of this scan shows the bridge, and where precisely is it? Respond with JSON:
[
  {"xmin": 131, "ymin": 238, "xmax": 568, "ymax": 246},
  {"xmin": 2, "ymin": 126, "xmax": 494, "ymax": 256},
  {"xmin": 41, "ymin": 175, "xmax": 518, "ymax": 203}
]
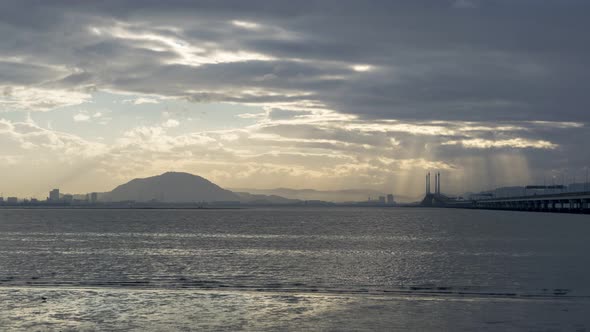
[
  {"xmin": 467, "ymin": 191, "xmax": 590, "ymax": 214},
  {"xmin": 419, "ymin": 172, "xmax": 590, "ymax": 214}
]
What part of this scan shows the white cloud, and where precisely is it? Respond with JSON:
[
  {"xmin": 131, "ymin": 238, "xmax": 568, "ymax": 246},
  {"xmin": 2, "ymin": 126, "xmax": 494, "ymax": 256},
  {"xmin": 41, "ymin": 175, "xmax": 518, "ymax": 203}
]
[
  {"xmin": 104, "ymin": 23, "xmax": 274, "ymax": 67},
  {"xmin": 231, "ymin": 20, "xmax": 261, "ymax": 30},
  {"xmin": 73, "ymin": 113, "xmax": 91, "ymax": 122},
  {"xmin": 162, "ymin": 119, "xmax": 180, "ymax": 128},
  {"xmin": 0, "ymin": 86, "xmax": 90, "ymax": 112},
  {"xmin": 0, "ymin": 118, "xmax": 107, "ymax": 157},
  {"xmin": 237, "ymin": 112, "xmax": 266, "ymax": 119},
  {"xmin": 122, "ymin": 97, "xmax": 160, "ymax": 105},
  {"xmin": 443, "ymin": 138, "xmax": 557, "ymax": 149}
]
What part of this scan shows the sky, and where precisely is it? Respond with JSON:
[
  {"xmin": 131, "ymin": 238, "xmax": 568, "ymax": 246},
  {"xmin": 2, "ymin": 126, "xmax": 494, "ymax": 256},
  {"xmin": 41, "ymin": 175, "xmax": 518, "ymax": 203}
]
[{"xmin": 0, "ymin": 0, "xmax": 589, "ymax": 199}]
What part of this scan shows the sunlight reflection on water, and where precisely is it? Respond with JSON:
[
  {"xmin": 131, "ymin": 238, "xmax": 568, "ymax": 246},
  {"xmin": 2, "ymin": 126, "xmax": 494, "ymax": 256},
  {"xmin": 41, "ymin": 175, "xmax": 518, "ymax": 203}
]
[{"xmin": 0, "ymin": 207, "xmax": 589, "ymax": 330}]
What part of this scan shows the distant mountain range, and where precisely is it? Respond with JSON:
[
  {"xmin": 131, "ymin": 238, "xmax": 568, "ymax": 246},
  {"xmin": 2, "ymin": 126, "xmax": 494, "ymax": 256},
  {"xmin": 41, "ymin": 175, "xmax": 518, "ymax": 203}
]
[
  {"xmin": 56, "ymin": 173, "xmax": 590, "ymax": 205},
  {"xmin": 93, "ymin": 172, "xmax": 411, "ymax": 204},
  {"xmin": 233, "ymin": 192, "xmax": 300, "ymax": 205},
  {"xmin": 230, "ymin": 187, "xmax": 416, "ymax": 203}
]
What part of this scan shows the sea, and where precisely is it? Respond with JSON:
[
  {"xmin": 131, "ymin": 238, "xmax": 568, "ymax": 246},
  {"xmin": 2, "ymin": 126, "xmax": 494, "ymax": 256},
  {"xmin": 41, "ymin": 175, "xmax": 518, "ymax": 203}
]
[{"xmin": 0, "ymin": 207, "xmax": 589, "ymax": 331}]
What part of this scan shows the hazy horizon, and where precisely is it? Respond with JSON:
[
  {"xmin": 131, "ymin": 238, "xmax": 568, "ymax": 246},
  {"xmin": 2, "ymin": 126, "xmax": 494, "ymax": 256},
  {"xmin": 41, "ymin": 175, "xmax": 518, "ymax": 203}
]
[
  {"xmin": 4, "ymin": 169, "xmax": 588, "ymax": 203},
  {"xmin": 1, "ymin": 1, "xmax": 589, "ymax": 198}
]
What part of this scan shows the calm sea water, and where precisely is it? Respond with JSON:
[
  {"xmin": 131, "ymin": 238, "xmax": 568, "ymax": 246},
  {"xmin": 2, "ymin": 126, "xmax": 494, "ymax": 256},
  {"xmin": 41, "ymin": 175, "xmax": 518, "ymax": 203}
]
[{"xmin": 1, "ymin": 207, "xmax": 589, "ymax": 330}]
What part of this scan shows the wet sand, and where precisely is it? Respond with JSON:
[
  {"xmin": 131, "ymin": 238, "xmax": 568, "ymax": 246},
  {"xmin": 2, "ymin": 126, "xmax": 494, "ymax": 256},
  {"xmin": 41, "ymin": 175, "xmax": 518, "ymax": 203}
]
[{"xmin": 1, "ymin": 286, "xmax": 589, "ymax": 331}]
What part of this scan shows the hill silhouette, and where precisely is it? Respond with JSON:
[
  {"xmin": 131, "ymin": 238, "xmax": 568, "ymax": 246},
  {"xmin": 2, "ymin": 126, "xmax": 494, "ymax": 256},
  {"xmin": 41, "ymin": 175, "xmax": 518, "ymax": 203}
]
[
  {"xmin": 229, "ymin": 187, "xmax": 416, "ymax": 203},
  {"xmin": 103, "ymin": 172, "xmax": 240, "ymax": 202}
]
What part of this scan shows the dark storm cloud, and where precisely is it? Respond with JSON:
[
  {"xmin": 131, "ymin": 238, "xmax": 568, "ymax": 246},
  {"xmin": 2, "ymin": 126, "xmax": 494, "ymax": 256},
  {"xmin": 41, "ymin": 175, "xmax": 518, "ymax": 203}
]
[{"xmin": 1, "ymin": 0, "xmax": 589, "ymax": 121}]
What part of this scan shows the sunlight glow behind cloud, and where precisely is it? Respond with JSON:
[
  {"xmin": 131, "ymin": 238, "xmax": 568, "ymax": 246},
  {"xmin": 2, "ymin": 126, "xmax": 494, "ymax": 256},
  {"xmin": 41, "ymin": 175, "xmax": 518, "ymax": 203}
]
[
  {"xmin": 351, "ymin": 64, "xmax": 373, "ymax": 72},
  {"xmin": 232, "ymin": 20, "xmax": 262, "ymax": 30}
]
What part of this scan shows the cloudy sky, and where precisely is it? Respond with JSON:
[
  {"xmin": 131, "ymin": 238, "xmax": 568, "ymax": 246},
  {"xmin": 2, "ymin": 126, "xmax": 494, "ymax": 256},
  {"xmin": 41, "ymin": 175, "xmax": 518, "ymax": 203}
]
[{"xmin": 1, "ymin": 0, "xmax": 589, "ymax": 198}]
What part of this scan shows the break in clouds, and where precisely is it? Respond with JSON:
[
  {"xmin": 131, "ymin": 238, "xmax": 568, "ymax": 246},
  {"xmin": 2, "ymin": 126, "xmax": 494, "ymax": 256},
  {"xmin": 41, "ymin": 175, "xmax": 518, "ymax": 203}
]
[{"xmin": 0, "ymin": 0, "xmax": 589, "ymax": 197}]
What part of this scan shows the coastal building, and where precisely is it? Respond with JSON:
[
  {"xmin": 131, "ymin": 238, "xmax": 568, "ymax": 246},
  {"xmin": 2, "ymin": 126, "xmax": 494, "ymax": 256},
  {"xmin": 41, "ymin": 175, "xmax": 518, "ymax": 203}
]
[
  {"xmin": 49, "ymin": 189, "xmax": 60, "ymax": 201},
  {"xmin": 90, "ymin": 192, "xmax": 98, "ymax": 203},
  {"xmin": 6, "ymin": 197, "xmax": 18, "ymax": 204}
]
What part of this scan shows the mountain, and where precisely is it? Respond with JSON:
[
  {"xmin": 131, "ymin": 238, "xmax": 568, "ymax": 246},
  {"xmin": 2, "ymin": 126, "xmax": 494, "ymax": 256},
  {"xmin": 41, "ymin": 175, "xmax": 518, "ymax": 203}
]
[
  {"xmin": 94, "ymin": 172, "xmax": 417, "ymax": 204},
  {"xmin": 230, "ymin": 187, "xmax": 415, "ymax": 203},
  {"xmin": 235, "ymin": 192, "xmax": 301, "ymax": 205},
  {"xmin": 103, "ymin": 172, "xmax": 240, "ymax": 203}
]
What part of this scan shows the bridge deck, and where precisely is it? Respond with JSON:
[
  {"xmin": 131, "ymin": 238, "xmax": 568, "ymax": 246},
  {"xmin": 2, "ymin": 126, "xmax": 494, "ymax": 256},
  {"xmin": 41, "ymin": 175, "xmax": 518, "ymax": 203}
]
[
  {"xmin": 476, "ymin": 191, "xmax": 590, "ymax": 203},
  {"xmin": 421, "ymin": 191, "xmax": 590, "ymax": 214}
]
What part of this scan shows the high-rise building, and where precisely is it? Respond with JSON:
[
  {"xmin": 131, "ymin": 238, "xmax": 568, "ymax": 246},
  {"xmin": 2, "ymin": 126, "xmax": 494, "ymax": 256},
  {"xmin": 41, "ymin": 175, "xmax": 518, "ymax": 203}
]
[
  {"xmin": 90, "ymin": 192, "xmax": 98, "ymax": 203},
  {"xmin": 378, "ymin": 196, "xmax": 386, "ymax": 204},
  {"xmin": 7, "ymin": 197, "xmax": 18, "ymax": 204},
  {"xmin": 386, "ymin": 194, "xmax": 395, "ymax": 204},
  {"xmin": 49, "ymin": 189, "xmax": 60, "ymax": 201}
]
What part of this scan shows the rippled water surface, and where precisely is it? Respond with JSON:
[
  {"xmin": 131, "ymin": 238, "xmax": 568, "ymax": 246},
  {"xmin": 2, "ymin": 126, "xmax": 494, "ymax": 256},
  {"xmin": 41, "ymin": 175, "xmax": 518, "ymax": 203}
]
[{"xmin": 1, "ymin": 207, "xmax": 589, "ymax": 330}]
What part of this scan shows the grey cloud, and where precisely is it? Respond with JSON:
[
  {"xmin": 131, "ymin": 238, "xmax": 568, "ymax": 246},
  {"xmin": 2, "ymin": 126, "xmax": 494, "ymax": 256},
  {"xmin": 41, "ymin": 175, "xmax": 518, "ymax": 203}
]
[
  {"xmin": 0, "ymin": 0, "xmax": 588, "ymax": 191},
  {"xmin": 53, "ymin": 72, "xmax": 95, "ymax": 87},
  {"xmin": 0, "ymin": 61, "xmax": 63, "ymax": 85},
  {"xmin": 2, "ymin": 1, "xmax": 588, "ymax": 121}
]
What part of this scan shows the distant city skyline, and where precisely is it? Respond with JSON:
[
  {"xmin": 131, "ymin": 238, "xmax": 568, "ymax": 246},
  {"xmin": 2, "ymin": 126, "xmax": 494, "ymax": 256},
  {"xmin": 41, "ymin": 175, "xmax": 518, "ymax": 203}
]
[
  {"xmin": 1, "ymin": 170, "xmax": 588, "ymax": 203},
  {"xmin": 1, "ymin": 1, "xmax": 589, "ymax": 198}
]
